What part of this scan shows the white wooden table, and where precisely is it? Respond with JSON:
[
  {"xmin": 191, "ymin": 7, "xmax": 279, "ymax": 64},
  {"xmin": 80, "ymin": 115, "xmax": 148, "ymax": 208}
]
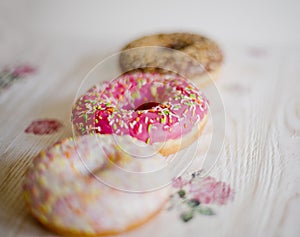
[{"xmin": 0, "ymin": 1, "xmax": 299, "ymax": 236}]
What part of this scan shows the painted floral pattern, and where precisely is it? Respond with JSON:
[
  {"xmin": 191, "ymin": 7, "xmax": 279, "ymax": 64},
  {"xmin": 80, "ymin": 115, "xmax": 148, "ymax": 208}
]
[
  {"xmin": 0, "ymin": 64, "xmax": 36, "ymax": 92},
  {"xmin": 169, "ymin": 171, "xmax": 233, "ymax": 222},
  {"xmin": 25, "ymin": 119, "xmax": 63, "ymax": 135}
]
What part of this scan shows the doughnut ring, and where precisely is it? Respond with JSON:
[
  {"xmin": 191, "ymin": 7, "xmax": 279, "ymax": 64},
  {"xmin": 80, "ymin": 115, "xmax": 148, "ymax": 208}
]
[
  {"xmin": 23, "ymin": 134, "xmax": 170, "ymax": 236},
  {"xmin": 120, "ymin": 33, "xmax": 223, "ymax": 88},
  {"xmin": 72, "ymin": 72, "xmax": 209, "ymax": 156}
]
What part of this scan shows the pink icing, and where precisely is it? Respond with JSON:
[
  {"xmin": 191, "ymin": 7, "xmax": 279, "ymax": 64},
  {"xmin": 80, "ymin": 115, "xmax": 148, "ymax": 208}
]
[{"xmin": 72, "ymin": 72, "xmax": 208, "ymax": 144}]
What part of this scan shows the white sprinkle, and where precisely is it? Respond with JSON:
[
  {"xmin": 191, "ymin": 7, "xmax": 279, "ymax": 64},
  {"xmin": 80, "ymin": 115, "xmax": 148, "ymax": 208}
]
[
  {"xmin": 109, "ymin": 119, "xmax": 114, "ymax": 126},
  {"xmin": 164, "ymin": 125, "xmax": 170, "ymax": 130},
  {"xmin": 129, "ymin": 120, "xmax": 137, "ymax": 129},
  {"xmin": 191, "ymin": 105, "xmax": 196, "ymax": 116},
  {"xmin": 138, "ymin": 124, "xmax": 142, "ymax": 134},
  {"xmin": 195, "ymin": 114, "xmax": 200, "ymax": 124}
]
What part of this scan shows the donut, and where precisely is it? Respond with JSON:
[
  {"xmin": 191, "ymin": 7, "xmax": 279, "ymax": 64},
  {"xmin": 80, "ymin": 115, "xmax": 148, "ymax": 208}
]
[
  {"xmin": 23, "ymin": 134, "xmax": 170, "ymax": 236},
  {"xmin": 120, "ymin": 33, "xmax": 223, "ymax": 88},
  {"xmin": 72, "ymin": 72, "xmax": 209, "ymax": 156}
]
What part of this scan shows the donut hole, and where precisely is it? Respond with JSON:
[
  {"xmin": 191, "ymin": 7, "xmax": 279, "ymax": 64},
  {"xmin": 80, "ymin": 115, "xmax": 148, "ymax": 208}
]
[
  {"xmin": 120, "ymin": 82, "xmax": 170, "ymax": 111},
  {"xmin": 168, "ymin": 41, "xmax": 191, "ymax": 50},
  {"xmin": 135, "ymin": 102, "xmax": 161, "ymax": 111}
]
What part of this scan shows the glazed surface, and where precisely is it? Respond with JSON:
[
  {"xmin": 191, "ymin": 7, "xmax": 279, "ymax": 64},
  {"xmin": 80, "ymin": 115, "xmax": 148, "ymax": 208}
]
[
  {"xmin": 72, "ymin": 72, "xmax": 209, "ymax": 144},
  {"xmin": 23, "ymin": 135, "xmax": 169, "ymax": 235}
]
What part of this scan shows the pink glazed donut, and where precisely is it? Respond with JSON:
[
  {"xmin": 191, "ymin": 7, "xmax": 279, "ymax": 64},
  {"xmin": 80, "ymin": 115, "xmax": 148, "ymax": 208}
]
[{"xmin": 72, "ymin": 72, "xmax": 209, "ymax": 156}]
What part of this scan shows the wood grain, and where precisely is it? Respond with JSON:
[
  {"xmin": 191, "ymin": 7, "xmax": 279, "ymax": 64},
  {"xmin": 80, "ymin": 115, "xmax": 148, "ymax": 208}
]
[{"xmin": 0, "ymin": 40, "xmax": 299, "ymax": 237}]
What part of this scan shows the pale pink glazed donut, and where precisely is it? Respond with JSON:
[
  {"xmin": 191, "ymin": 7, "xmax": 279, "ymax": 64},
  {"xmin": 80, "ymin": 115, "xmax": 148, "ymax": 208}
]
[
  {"xmin": 72, "ymin": 72, "xmax": 209, "ymax": 156},
  {"xmin": 23, "ymin": 135, "xmax": 170, "ymax": 236}
]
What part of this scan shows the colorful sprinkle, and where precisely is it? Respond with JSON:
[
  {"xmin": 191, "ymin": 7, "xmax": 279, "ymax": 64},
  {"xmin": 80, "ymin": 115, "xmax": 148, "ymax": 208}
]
[{"xmin": 72, "ymin": 72, "xmax": 208, "ymax": 145}]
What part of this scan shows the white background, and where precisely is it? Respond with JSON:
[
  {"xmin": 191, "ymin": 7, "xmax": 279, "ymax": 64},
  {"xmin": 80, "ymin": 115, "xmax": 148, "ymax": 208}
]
[
  {"xmin": 1, "ymin": 0, "xmax": 300, "ymax": 45},
  {"xmin": 0, "ymin": 1, "xmax": 300, "ymax": 237}
]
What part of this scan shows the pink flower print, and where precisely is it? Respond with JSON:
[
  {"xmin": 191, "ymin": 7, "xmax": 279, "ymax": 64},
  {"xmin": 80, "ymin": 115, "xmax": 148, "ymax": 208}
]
[
  {"xmin": 172, "ymin": 176, "xmax": 189, "ymax": 189},
  {"xmin": 25, "ymin": 119, "xmax": 63, "ymax": 135},
  {"xmin": 11, "ymin": 65, "xmax": 36, "ymax": 77},
  {"xmin": 0, "ymin": 64, "xmax": 36, "ymax": 92},
  {"xmin": 189, "ymin": 176, "xmax": 232, "ymax": 205}
]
